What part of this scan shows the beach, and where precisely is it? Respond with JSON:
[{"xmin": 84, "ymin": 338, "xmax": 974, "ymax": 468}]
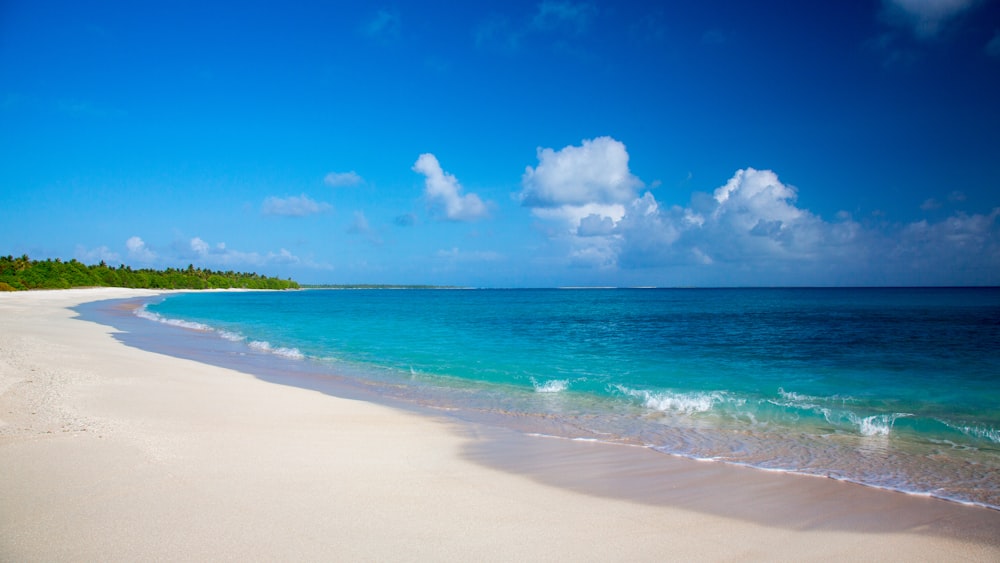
[{"xmin": 2, "ymin": 288, "xmax": 998, "ymax": 561}]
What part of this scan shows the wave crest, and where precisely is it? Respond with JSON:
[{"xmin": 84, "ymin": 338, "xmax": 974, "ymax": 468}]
[
  {"xmin": 531, "ymin": 378, "xmax": 569, "ymax": 393},
  {"xmin": 248, "ymin": 340, "xmax": 305, "ymax": 360},
  {"xmin": 135, "ymin": 305, "xmax": 304, "ymax": 361},
  {"xmin": 613, "ymin": 384, "xmax": 725, "ymax": 415}
]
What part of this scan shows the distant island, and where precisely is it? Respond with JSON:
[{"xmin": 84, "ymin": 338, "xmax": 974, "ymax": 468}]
[
  {"xmin": 0, "ymin": 255, "xmax": 299, "ymax": 291},
  {"xmin": 300, "ymin": 284, "xmax": 466, "ymax": 290}
]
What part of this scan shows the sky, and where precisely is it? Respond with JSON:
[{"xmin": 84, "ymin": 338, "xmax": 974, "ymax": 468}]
[{"xmin": 2, "ymin": 0, "xmax": 999, "ymax": 287}]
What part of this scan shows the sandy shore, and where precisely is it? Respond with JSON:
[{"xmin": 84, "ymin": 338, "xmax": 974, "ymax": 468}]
[{"xmin": 2, "ymin": 288, "xmax": 998, "ymax": 561}]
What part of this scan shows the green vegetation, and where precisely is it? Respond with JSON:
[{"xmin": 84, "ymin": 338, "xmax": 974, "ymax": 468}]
[{"xmin": 0, "ymin": 254, "xmax": 299, "ymax": 291}]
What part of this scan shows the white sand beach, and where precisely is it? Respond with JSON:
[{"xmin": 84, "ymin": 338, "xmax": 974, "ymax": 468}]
[{"xmin": 2, "ymin": 288, "xmax": 998, "ymax": 561}]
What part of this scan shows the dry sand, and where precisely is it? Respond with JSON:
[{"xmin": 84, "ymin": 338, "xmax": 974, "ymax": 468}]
[{"xmin": 1, "ymin": 288, "xmax": 998, "ymax": 561}]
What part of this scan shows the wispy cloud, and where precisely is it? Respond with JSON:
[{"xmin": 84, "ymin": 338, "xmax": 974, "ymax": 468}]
[
  {"xmin": 188, "ymin": 236, "xmax": 308, "ymax": 268},
  {"xmin": 869, "ymin": 0, "xmax": 989, "ymax": 67},
  {"xmin": 261, "ymin": 194, "xmax": 332, "ymax": 217},
  {"xmin": 394, "ymin": 213, "xmax": 417, "ymax": 227},
  {"xmin": 532, "ymin": 0, "xmax": 597, "ymax": 34},
  {"xmin": 921, "ymin": 198, "xmax": 942, "ymax": 210},
  {"xmin": 413, "ymin": 153, "xmax": 489, "ymax": 222},
  {"xmin": 324, "ymin": 171, "xmax": 364, "ymax": 187},
  {"xmin": 363, "ymin": 8, "xmax": 401, "ymax": 41},
  {"xmin": 880, "ymin": 0, "xmax": 981, "ymax": 39},
  {"xmin": 475, "ymin": 15, "xmax": 522, "ymax": 52},
  {"xmin": 347, "ymin": 210, "xmax": 383, "ymax": 245},
  {"xmin": 125, "ymin": 236, "xmax": 156, "ymax": 262},
  {"xmin": 987, "ymin": 30, "xmax": 1000, "ymax": 57},
  {"xmin": 74, "ymin": 244, "xmax": 120, "ymax": 264},
  {"xmin": 475, "ymin": 0, "xmax": 597, "ymax": 53},
  {"xmin": 436, "ymin": 247, "xmax": 504, "ymax": 262}
]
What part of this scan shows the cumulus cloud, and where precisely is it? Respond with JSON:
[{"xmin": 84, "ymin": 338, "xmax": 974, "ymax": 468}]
[
  {"xmin": 413, "ymin": 153, "xmax": 489, "ymax": 221},
  {"xmin": 521, "ymin": 137, "xmax": 999, "ymax": 284},
  {"xmin": 521, "ymin": 136, "xmax": 642, "ymax": 208},
  {"xmin": 126, "ymin": 236, "xmax": 155, "ymax": 261},
  {"xmin": 881, "ymin": 0, "xmax": 980, "ymax": 38},
  {"xmin": 615, "ymin": 168, "xmax": 860, "ymax": 270},
  {"xmin": 324, "ymin": 171, "xmax": 364, "ymax": 187},
  {"xmin": 261, "ymin": 194, "xmax": 332, "ymax": 217},
  {"xmin": 190, "ymin": 237, "xmax": 210, "ymax": 255}
]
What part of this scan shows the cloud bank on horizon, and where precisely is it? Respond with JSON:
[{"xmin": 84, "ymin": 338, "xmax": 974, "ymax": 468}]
[
  {"xmin": 2, "ymin": 0, "xmax": 998, "ymax": 286},
  {"xmin": 81, "ymin": 135, "xmax": 999, "ymax": 286}
]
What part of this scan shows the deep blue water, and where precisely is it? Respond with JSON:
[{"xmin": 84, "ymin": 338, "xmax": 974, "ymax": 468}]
[{"xmin": 143, "ymin": 287, "xmax": 1000, "ymax": 508}]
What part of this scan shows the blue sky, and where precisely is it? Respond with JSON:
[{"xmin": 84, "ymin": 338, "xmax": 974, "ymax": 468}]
[{"xmin": 2, "ymin": 0, "xmax": 999, "ymax": 286}]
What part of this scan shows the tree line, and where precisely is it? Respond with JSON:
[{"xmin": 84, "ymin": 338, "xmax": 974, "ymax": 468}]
[{"xmin": 0, "ymin": 255, "xmax": 299, "ymax": 291}]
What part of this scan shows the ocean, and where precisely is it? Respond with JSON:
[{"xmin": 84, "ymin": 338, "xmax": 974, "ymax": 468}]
[{"xmin": 127, "ymin": 287, "xmax": 999, "ymax": 509}]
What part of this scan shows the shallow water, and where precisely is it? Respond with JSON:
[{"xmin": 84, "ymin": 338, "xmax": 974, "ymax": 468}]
[{"xmin": 136, "ymin": 287, "xmax": 1000, "ymax": 509}]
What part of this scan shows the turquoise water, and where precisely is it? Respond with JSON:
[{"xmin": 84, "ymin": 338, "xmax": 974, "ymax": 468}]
[{"xmin": 143, "ymin": 288, "xmax": 1000, "ymax": 508}]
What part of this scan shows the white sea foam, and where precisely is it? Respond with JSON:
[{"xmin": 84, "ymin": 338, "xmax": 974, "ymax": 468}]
[
  {"xmin": 248, "ymin": 340, "xmax": 304, "ymax": 360},
  {"xmin": 939, "ymin": 420, "xmax": 1000, "ymax": 444},
  {"xmin": 613, "ymin": 384, "xmax": 722, "ymax": 414},
  {"xmin": 135, "ymin": 305, "xmax": 304, "ymax": 360},
  {"xmin": 134, "ymin": 306, "xmax": 212, "ymax": 331},
  {"xmin": 777, "ymin": 387, "xmax": 857, "ymax": 405},
  {"xmin": 218, "ymin": 330, "xmax": 245, "ymax": 342},
  {"xmin": 532, "ymin": 378, "xmax": 569, "ymax": 393},
  {"xmin": 853, "ymin": 412, "xmax": 912, "ymax": 437}
]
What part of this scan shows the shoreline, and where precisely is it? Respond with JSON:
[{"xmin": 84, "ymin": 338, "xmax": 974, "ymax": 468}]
[{"xmin": 2, "ymin": 288, "xmax": 999, "ymax": 560}]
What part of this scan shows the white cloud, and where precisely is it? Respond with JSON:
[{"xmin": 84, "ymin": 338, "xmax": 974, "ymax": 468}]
[
  {"xmin": 324, "ymin": 171, "xmax": 364, "ymax": 187},
  {"xmin": 531, "ymin": 202, "xmax": 627, "ymax": 232},
  {"xmin": 521, "ymin": 136, "xmax": 642, "ymax": 208},
  {"xmin": 608, "ymin": 168, "xmax": 869, "ymax": 275},
  {"xmin": 413, "ymin": 153, "xmax": 489, "ymax": 221},
  {"xmin": 577, "ymin": 213, "xmax": 617, "ymax": 237},
  {"xmin": 125, "ymin": 236, "xmax": 155, "ymax": 261},
  {"xmin": 881, "ymin": 0, "xmax": 980, "ymax": 38},
  {"xmin": 190, "ymin": 237, "xmax": 210, "ymax": 255},
  {"xmin": 521, "ymin": 136, "xmax": 1000, "ymax": 284},
  {"xmin": 75, "ymin": 245, "xmax": 120, "ymax": 264},
  {"xmin": 261, "ymin": 194, "xmax": 332, "ymax": 217},
  {"xmin": 186, "ymin": 236, "xmax": 304, "ymax": 268},
  {"xmin": 921, "ymin": 198, "xmax": 942, "ymax": 210},
  {"xmin": 436, "ymin": 247, "xmax": 503, "ymax": 262}
]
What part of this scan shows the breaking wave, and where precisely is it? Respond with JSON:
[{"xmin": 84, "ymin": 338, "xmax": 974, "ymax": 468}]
[
  {"xmin": 134, "ymin": 307, "xmax": 212, "ymax": 331},
  {"xmin": 531, "ymin": 378, "xmax": 569, "ymax": 393},
  {"xmin": 135, "ymin": 304, "xmax": 304, "ymax": 361},
  {"xmin": 611, "ymin": 384, "xmax": 729, "ymax": 415},
  {"xmin": 248, "ymin": 340, "xmax": 305, "ymax": 360}
]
